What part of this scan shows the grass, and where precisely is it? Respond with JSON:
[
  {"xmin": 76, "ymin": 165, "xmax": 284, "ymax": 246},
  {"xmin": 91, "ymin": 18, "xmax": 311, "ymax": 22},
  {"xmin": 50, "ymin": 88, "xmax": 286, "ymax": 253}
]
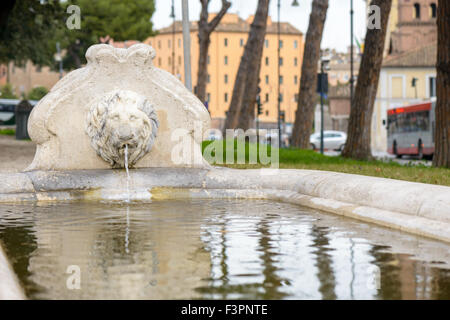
[
  {"xmin": 202, "ymin": 140, "xmax": 450, "ymax": 186},
  {"xmin": 0, "ymin": 128, "xmax": 15, "ymax": 136}
]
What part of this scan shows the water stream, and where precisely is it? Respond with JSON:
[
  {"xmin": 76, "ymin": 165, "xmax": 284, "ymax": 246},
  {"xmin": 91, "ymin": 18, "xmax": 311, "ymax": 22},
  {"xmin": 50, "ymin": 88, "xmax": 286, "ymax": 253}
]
[{"xmin": 124, "ymin": 144, "xmax": 130, "ymax": 203}]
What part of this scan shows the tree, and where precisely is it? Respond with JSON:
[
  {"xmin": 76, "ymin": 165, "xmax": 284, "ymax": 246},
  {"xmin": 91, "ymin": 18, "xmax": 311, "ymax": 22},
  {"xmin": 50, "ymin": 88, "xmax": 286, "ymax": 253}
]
[
  {"xmin": 341, "ymin": 0, "xmax": 392, "ymax": 160},
  {"xmin": 196, "ymin": 0, "xmax": 231, "ymax": 103},
  {"xmin": 59, "ymin": 0, "xmax": 156, "ymax": 70},
  {"xmin": 27, "ymin": 86, "xmax": 49, "ymax": 101},
  {"xmin": 290, "ymin": 0, "xmax": 329, "ymax": 148},
  {"xmin": 0, "ymin": 0, "xmax": 64, "ymax": 66},
  {"xmin": 433, "ymin": 1, "xmax": 450, "ymax": 168},
  {"xmin": 224, "ymin": 0, "xmax": 270, "ymax": 131}
]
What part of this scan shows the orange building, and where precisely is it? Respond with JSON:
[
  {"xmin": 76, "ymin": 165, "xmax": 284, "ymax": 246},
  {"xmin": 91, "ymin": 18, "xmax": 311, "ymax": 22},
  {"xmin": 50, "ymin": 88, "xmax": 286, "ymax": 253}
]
[{"xmin": 145, "ymin": 13, "xmax": 304, "ymax": 128}]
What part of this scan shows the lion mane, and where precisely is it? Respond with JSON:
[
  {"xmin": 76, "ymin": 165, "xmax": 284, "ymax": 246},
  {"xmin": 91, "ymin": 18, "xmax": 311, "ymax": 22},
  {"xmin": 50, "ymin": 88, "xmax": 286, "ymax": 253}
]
[{"xmin": 86, "ymin": 90, "xmax": 159, "ymax": 168}]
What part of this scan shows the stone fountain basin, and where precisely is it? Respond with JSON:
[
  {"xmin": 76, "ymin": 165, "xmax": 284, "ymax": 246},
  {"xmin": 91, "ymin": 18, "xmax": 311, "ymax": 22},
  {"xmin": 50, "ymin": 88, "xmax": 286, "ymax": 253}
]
[{"xmin": 1, "ymin": 167, "xmax": 450, "ymax": 243}]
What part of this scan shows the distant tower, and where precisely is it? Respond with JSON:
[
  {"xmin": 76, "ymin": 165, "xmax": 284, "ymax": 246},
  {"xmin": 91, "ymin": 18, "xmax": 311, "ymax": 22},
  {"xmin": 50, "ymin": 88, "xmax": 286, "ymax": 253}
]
[{"xmin": 389, "ymin": 0, "xmax": 437, "ymax": 55}]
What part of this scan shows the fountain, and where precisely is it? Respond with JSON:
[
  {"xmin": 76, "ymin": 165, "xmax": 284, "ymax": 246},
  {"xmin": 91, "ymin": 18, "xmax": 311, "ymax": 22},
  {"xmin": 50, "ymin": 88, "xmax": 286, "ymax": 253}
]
[{"xmin": 0, "ymin": 43, "xmax": 450, "ymax": 299}]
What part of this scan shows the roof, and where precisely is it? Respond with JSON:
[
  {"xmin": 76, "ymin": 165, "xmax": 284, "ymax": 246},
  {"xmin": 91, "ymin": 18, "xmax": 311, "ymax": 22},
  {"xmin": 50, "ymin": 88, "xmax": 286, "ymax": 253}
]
[
  {"xmin": 155, "ymin": 15, "xmax": 302, "ymax": 36},
  {"xmin": 382, "ymin": 42, "xmax": 437, "ymax": 68}
]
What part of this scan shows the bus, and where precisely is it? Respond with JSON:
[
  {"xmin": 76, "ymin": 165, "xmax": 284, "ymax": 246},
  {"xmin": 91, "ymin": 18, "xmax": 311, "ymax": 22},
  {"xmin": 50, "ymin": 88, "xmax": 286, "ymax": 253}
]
[{"xmin": 387, "ymin": 100, "xmax": 436, "ymax": 159}]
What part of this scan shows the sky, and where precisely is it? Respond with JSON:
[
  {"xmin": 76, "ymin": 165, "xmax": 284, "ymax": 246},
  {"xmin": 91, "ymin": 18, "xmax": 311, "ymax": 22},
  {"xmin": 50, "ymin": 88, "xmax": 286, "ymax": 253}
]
[{"xmin": 152, "ymin": 0, "xmax": 368, "ymax": 53}]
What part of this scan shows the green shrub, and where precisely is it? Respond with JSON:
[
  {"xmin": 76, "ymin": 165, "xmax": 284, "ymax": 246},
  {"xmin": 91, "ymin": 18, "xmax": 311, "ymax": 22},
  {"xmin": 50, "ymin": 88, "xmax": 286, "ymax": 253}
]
[
  {"xmin": 0, "ymin": 84, "xmax": 17, "ymax": 99},
  {"xmin": 27, "ymin": 86, "xmax": 48, "ymax": 101}
]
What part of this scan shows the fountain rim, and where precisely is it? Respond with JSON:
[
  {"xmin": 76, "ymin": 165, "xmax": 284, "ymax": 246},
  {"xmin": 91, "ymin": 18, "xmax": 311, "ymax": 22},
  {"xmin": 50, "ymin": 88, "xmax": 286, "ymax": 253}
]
[{"xmin": 0, "ymin": 167, "xmax": 450, "ymax": 244}]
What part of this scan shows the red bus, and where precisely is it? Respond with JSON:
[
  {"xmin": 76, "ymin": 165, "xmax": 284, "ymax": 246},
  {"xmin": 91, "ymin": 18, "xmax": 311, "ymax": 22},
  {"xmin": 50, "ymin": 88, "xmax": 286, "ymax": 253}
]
[{"xmin": 387, "ymin": 100, "xmax": 436, "ymax": 159}]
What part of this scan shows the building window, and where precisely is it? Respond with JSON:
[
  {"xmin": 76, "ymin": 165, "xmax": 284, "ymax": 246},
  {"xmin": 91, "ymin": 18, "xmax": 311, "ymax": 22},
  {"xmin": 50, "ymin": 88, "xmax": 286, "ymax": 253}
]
[
  {"xmin": 294, "ymin": 75, "xmax": 298, "ymax": 84},
  {"xmin": 224, "ymin": 93, "xmax": 228, "ymax": 102},
  {"xmin": 414, "ymin": 3, "xmax": 421, "ymax": 19},
  {"xmin": 279, "ymin": 93, "xmax": 283, "ymax": 102},
  {"xmin": 265, "ymin": 93, "xmax": 269, "ymax": 102},
  {"xmin": 224, "ymin": 56, "xmax": 228, "ymax": 65},
  {"xmin": 158, "ymin": 40, "xmax": 161, "ymax": 49},
  {"xmin": 224, "ymin": 74, "xmax": 228, "ymax": 83},
  {"xmin": 240, "ymin": 39, "xmax": 244, "ymax": 47},
  {"xmin": 178, "ymin": 38, "xmax": 182, "ymax": 48},
  {"xmin": 207, "ymin": 55, "xmax": 210, "ymax": 65},
  {"xmin": 265, "ymin": 75, "xmax": 269, "ymax": 84},
  {"xmin": 294, "ymin": 40, "xmax": 298, "ymax": 49},
  {"xmin": 207, "ymin": 93, "xmax": 211, "ymax": 102},
  {"xmin": 279, "ymin": 40, "xmax": 283, "ymax": 48},
  {"xmin": 265, "ymin": 57, "xmax": 269, "ymax": 66},
  {"xmin": 294, "ymin": 57, "xmax": 298, "ymax": 66},
  {"xmin": 279, "ymin": 57, "xmax": 283, "ymax": 66},
  {"xmin": 429, "ymin": 76, "xmax": 437, "ymax": 97},
  {"xmin": 265, "ymin": 110, "xmax": 269, "ymax": 116},
  {"xmin": 265, "ymin": 39, "xmax": 269, "ymax": 48},
  {"xmin": 279, "ymin": 75, "xmax": 283, "ymax": 84},
  {"xmin": 207, "ymin": 74, "xmax": 211, "ymax": 83},
  {"xmin": 295, "ymin": 93, "xmax": 299, "ymax": 102},
  {"xmin": 224, "ymin": 38, "xmax": 228, "ymax": 47},
  {"xmin": 158, "ymin": 57, "xmax": 162, "ymax": 66},
  {"xmin": 430, "ymin": 3, "xmax": 437, "ymax": 18}
]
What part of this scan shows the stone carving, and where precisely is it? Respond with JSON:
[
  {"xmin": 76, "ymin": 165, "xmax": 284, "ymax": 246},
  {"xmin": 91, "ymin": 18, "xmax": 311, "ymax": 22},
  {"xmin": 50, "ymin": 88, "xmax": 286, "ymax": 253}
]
[
  {"xmin": 86, "ymin": 90, "xmax": 159, "ymax": 168},
  {"xmin": 26, "ymin": 44, "xmax": 211, "ymax": 170}
]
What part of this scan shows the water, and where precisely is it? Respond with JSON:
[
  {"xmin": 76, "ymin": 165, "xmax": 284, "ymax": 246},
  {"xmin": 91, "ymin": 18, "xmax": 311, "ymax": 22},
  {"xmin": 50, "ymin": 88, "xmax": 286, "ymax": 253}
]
[
  {"xmin": 124, "ymin": 144, "xmax": 130, "ymax": 203},
  {"xmin": 0, "ymin": 199, "xmax": 449, "ymax": 300}
]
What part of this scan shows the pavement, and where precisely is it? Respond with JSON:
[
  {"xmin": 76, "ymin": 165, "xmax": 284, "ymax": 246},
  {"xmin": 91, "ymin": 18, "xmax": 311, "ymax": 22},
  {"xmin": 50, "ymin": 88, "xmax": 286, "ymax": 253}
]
[
  {"xmin": 0, "ymin": 135, "xmax": 35, "ymax": 173},
  {"xmin": 322, "ymin": 149, "xmax": 432, "ymax": 166}
]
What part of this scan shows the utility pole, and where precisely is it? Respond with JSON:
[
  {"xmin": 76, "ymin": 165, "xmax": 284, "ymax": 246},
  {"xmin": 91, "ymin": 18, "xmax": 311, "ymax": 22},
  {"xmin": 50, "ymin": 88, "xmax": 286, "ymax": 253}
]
[
  {"xmin": 277, "ymin": 0, "xmax": 282, "ymax": 148},
  {"xmin": 170, "ymin": 0, "xmax": 176, "ymax": 75},
  {"xmin": 350, "ymin": 0, "xmax": 354, "ymax": 108},
  {"xmin": 56, "ymin": 42, "xmax": 63, "ymax": 79},
  {"xmin": 181, "ymin": 0, "xmax": 192, "ymax": 91},
  {"xmin": 320, "ymin": 61, "xmax": 324, "ymax": 154}
]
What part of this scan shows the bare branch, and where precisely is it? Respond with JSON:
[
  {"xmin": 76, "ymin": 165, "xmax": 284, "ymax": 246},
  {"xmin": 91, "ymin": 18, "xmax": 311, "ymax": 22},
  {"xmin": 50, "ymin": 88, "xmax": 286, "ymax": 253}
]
[{"xmin": 207, "ymin": 0, "xmax": 231, "ymax": 32}]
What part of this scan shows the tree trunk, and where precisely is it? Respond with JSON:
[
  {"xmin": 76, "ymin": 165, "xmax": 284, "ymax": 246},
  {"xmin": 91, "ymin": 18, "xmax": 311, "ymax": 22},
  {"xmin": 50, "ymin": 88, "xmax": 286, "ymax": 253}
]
[
  {"xmin": 196, "ymin": 0, "xmax": 231, "ymax": 103},
  {"xmin": 433, "ymin": 0, "xmax": 450, "ymax": 168},
  {"xmin": 341, "ymin": 0, "xmax": 392, "ymax": 160},
  {"xmin": 224, "ymin": 0, "xmax": 270, "ymax": 131},
  {"xmin": 291, "ymin": 0, "xmax": 328, "ymax": 148},
  {"xmin": 236, "ymin": 0, "xmax": 270, "ymax": 130}
]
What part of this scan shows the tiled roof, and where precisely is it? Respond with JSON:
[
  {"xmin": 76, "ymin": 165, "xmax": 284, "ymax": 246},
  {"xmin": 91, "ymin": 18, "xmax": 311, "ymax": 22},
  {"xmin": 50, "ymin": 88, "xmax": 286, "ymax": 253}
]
[
  {"xmin": 383, "ymin": 42, "xmax": 437, "ymax": 68},
  {"xmin": 156, "ymin": 18, "xmax": 302, "ymax": 36}
]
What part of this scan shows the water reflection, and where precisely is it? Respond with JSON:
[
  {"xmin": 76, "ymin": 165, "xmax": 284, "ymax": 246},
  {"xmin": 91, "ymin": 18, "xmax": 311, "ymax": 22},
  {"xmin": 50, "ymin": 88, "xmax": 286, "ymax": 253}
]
[{"xmin": 0, "ymin": 200, "xmax": 449, "ymax": 300}]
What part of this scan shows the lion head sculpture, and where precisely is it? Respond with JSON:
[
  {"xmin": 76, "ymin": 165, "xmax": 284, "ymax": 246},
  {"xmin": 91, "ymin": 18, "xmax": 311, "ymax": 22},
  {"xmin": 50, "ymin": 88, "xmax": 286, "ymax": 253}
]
[{"xmin": 86, "ymin": 90, "xmax": 159, "ymax": 168}]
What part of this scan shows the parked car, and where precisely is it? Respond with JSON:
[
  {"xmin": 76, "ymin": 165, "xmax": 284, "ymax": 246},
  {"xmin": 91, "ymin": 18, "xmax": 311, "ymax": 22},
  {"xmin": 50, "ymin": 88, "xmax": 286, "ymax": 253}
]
[{"xmin": 310, "ymin": 130, "xmax": 347, "ymax": 151}]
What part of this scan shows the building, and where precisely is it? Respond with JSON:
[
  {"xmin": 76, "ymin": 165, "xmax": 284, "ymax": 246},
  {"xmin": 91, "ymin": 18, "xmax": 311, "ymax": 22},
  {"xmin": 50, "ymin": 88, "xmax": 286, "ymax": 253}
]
[
  {"xmin": 372, "ymin": 0, "xmax": 437, "ymax": 153},
  {"xmin": 5, "ymin": 61, "xmax": 64, "ymax": 97},
  {"xmin": 145, "ymin": 13, "xmax": 304, "ymax": 129},
  {"xmin": 2, "ymin": 39, "xmax": 138, "ymax": 98},
  {"xmin": 0, "ymin": 65, "xmax": 7, "ymax": 86}
]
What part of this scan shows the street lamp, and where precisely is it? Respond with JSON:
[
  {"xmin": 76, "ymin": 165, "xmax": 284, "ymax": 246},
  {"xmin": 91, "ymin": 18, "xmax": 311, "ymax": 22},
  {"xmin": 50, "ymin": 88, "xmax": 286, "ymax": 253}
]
[{"xmin": 277, "ymin": 0, "xmax": 300, "ymax": 148}]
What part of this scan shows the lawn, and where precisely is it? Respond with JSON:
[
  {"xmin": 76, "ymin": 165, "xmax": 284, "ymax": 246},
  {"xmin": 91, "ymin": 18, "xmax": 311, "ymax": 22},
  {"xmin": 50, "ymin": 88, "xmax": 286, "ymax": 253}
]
[
  {"xmin": 0, "ymin": 128, "xmax": 15, "ymax": 136},
  {"xmin": 202, "ymin": 140, "xmax": 450, "ymax": 187}
]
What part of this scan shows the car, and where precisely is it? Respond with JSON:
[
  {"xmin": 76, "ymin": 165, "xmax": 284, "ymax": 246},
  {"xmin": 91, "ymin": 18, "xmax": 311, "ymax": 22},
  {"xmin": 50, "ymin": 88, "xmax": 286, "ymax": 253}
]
[{"xmin": 310, "ymin": 130, "xmax": 347, "ymax": 151}]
